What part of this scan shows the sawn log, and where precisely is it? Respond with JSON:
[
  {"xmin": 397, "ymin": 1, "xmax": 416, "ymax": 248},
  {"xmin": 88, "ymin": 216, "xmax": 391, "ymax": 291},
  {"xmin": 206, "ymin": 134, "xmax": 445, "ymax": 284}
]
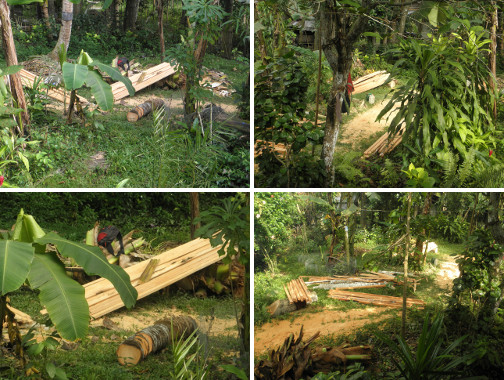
[
  {"xmin": 117, "ymin": 315, "xmax": 197, "ymax": 366},
  {"xmin": 127, "ymin": 98, "xmax": 165, "ymax": 122}
]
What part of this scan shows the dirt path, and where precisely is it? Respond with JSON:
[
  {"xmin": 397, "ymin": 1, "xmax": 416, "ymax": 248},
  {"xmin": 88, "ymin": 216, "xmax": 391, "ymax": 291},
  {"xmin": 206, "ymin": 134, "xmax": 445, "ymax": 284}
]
[
  {"xmin": 254, "ymin": 307, "xmax": 396, "ymax": 355},
  {"xmin": 255, "ymin": 257, "xmax": 462, "ymax": 356},
  {"xmin": 339, "ymin": 100, "xmax": 400, "ymax": 148}
]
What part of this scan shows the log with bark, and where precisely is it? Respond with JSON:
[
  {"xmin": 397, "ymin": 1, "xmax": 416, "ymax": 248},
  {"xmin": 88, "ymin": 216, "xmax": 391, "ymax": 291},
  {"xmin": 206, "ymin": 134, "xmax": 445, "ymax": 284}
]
[
  {"xmin": 127, "ymin": 98, "xmax": 165, "ymax": 122},
  {"xmin": 116, "ymin": 315, "xmax": 197, "ymax": 366}
]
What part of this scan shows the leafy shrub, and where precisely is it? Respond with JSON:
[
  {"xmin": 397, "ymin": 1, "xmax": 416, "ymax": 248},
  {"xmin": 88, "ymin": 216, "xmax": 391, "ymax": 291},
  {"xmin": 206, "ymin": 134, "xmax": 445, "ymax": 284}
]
[
  {"xmin": 431, "ymin": 214, "xmax": 468, "ymax": 243},
  {"xmin": 379, "ymin": 27, "xmax": 498, "ymax": 186},
  {"xmin": 375, "ymin": 313, "xmax": 475, "ymax": 379}
]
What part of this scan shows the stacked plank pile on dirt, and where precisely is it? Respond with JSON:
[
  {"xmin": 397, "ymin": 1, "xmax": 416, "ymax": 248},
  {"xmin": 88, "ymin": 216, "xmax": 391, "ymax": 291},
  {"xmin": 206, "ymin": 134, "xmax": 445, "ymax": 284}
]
[
  {"xmin": 254, "ymin": 140, "xmax": 287, "ymax": 158},
  {"xmin": 284, "ymin": 278, "xmax": 312, "ymax": 305},
  {"xmin": 363, "ymin": 125, "xmax": 405, "ymax": 158},
  {"xmin": 353, "ymin": 71, "xmax": 391, "ymax": 94},
  {"xmin": 83, "ymin": 238, "xmax": 222, "ymax": 318},
  {"xmin": 328, "ymin": 289, "xmax": 425, "ymax": 308},
  {"xmin": 303, "ymin": 271, "xmax": 397, "ymax": 290},
  {"xmin": 111, "ymin": 62, "xmax": 176, "ymax": 101},
  {"xmin": 19, "ymin": 69, "xmax": 88, "ymax": 104}
]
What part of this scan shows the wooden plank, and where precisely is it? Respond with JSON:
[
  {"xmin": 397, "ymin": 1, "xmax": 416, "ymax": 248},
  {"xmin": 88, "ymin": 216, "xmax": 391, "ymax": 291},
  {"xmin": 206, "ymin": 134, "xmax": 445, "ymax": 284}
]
[
  {"xmin": 363, "ymin": 125, "xmax": 405, "ymax": 158},
  {"xmin": 19, "ymin": 69, "xmax": 88, "ymax": 105},
  {"xmin": 81, "ymin": 238, "xmax": 222, "ymax": 318},
  {"xmin": 328, "ymin": 289, "xmax": 424, "ymax": 308},
  {"xmin": 353, "ymin": 71, "xmax": 390, "ymax": 95},
  {"xmin": 110, "ymin": 62, "xmax": 176, "ymax": 101}
]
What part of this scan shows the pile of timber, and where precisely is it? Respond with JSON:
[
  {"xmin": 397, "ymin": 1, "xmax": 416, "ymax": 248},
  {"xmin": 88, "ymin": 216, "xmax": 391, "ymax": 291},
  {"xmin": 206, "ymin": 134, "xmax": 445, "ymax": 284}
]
[
  {"xmin": 255, "ymin": 140, "xmax": 287, "ymax": 158},
  {"xmin": 328, "ymin": 289, "xmax": 425, "ymax": 308},
  {"xmin": 303, "ymin": 271, "xmax": 398, "ymax": 290},
  {"xmin": 284, "ymin": 278, "xmax": 312, "ymax": 305},
  {"xmin": 127, "ymin": 98, "xmax": 166, "ymax": 122},
  {"xmin": 363, "ymin": 125, "xmax": 405, "ymax": 158},
  {"xmin": 19, "ymin": 69, "xmax": 88, "ymax": 105},
  {"xmin": 353, "ymin": 71, "xmax": 391, "ymax": 94},
  {"xmin": 83, "ymin": 237, "xmax": 223, "ymax": 318},
  {"xmin": 111, "ymin": 62, "xmax": 176, "ymax": 102}
]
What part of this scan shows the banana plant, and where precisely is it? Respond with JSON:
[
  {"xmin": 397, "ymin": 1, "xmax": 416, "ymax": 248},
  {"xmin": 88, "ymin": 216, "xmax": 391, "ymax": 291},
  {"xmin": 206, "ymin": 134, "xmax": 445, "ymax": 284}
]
[
  {"xmin": 61, "ymin": 50, "xmax": 135, "ymax": 118},
  {"xmin": 0, "ymin": 65, "xmax": 24, "ymax": 121},
  {"xmin": 0, "ymin": 209, "xmax": 138, "ymax": 341}
]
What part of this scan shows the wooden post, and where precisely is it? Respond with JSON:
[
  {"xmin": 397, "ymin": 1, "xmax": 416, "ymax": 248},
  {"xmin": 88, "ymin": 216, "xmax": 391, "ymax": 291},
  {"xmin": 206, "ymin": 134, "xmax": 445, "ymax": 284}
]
[
  {"xmin": 190, "ymin": 193, "xmax": 200, "ymax": 240},
  {"xmin": 401, "ymin": 192, "xmax": 412, "ymax": 339},
  {"xmin": 117, "ymin": 315, "xmax": 197, "ymax": 366},
  {"xmin": 0, "ymin": 0, "xmax": 30, "ymax": 133}
]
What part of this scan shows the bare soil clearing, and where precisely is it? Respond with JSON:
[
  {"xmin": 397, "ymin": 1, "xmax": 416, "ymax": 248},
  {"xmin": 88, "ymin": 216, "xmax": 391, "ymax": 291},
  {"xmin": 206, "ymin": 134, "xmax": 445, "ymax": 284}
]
[
  {"xmin": 339, "ymin": 100, "xmax": 400, "ymax": 148},
  {"xmin": 254, "ymin": 307, "xmax": 395, "ymax": 355},
  {"xmin": 255, "ymin": 259, "xmax": 462, "ymax": 356}
]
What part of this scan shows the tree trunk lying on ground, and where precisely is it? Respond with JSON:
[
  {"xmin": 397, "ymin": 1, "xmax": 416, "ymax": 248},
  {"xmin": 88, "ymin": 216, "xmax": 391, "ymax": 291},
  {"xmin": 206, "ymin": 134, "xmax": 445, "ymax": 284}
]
[
  {"xmin": 116, "ymin": 315, "xmax": 197, "ymax": 366},
  {"xmin": 127, "ymin": 98, "xmax": 166, "ymax": 122}
]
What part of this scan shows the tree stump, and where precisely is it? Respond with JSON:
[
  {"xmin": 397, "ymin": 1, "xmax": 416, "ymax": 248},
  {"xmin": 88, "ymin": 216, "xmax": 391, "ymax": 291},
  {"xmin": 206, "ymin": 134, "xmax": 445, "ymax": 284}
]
[
  {"xmin": 127, "ymin": 98, "xmax": 165, "ymax": 122},
  {"xmin": 116, "ymin": 315, "xmax": 197, "ymax": 366}
]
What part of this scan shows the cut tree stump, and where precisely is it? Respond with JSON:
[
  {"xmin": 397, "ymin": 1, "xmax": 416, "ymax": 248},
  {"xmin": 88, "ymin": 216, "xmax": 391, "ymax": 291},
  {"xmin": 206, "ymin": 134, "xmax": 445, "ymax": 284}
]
[
  {"xmin": 127, "ymin": 98, "xmax": 165, "ymax": 122},
  {"xmin": 117, "ymin": 315, "xmax": 197, "ymax": 366}
]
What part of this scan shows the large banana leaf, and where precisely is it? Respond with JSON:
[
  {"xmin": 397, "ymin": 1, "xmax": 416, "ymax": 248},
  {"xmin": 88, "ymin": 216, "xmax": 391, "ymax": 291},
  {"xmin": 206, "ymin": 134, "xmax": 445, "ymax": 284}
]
[
  {"xmin": 11, "ymin": 209, "xmax": 47, "ymax": 254},
  {"xmin": 62, "ymin": 62, "xmax": 88, "ymax": 91},
  {"xmin": 36, "ymin": 232, "xmax": 137, "ymax": 308},
  {"xmin": 93, "ymin": 60, "xmax": 135, "ymax": 97},
  {"xmin": 28, "ymin": 252, "xmax": 89, "ymax": 341},
  {"xmin": 85, "ymin": 70, "xmax": 114, "ymax": 110},
  {"xmin": 0, "ymin": 240, "xmax": 34, "ymax": 295}
]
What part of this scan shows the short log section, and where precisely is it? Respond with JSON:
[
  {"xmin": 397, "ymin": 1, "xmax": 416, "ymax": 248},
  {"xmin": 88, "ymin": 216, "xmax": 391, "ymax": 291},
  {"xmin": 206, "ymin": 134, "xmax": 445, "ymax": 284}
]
[
  {"xmin": 83, "ymin": 238, "xmax": 222, "ymax": 318},
  {"xmin": 117, "ymin": 315, "xmax": 197, "ymax": 366},
  {"xmin": 328, "ymin": 289, "xmax": 425, "ymax": 308},
  {"xmin": 127, "ymin": 98, "xmax": 165, "ymax": 122}
]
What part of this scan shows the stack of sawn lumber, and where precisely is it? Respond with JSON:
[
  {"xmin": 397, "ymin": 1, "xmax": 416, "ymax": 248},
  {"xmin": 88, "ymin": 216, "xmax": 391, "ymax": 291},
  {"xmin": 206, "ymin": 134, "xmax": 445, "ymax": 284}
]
[
  {"xmin": 363, "ymin": 125, "xmax": 405, "ymax": 158},
  {"xmin": 111, "ymin": 62, "xmax": 176, "ymax": 102},
  {"xmin": 328, "ymin": 289, "xmax": 425, "ymax": 308},
  {"xmin": 284, "ymin": 278, "xmax": 312, "ymax": 304},
  {"xmin": 84, "ymin": 238, "xmax": 222, "ymax": 318},
  {"xmin": 353, "ymin": 71, "xmax": 390, "ymax": 94},
  {"xmin": 19, "ymin": 69, "xmax": 88, "ymax": 105},
  {"xmin": 303, "ymin": 271, "xmax": 397, "ymax": 288}
]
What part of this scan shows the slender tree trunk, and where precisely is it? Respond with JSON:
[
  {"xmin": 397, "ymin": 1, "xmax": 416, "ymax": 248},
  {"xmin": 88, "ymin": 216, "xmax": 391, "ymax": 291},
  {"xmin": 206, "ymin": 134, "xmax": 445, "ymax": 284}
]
[
  {"xmin": 124, "ymin": 0, "xmax": 140, "ymax": 31},
  {"xmin": 318, "ymin": 1, "xmax": 369, "ymax": 186},
  {"xmin": 327, "ymin": 192, "xmax": 337, "ymax": 257},
  {"xmin": 397, "ymin": 0, "xmax": 408, "ymax": 38},
  {"xmin": 468, "ymin": 193, "xmax": 479, "ymax": 237},
  {"xmin": 220, "ymin": 0, "xmax": 233, "ymax": 59},
  {"xmin": 48, "ymin": 0, "xmax": 73, "ymax": 61},
  {"xmin": 489, "ymin": 1, "xmax": 498, "ymax": 118},
  {"xmin": 401, "ymin": 192, "xmax": 412, "ymax": 339},
  {"xmin": 156, "ymin": 0, "xmax": 165, "ymax": 61},
  {"xmin": 190, "ymin": 193, "xmax": 200, "ymax": 240},
  {"xmin": 0, "ymin": 0, "xmax": 30, "ymax": 133},
  {"xmin": 41, "ymin": 0, "xmax": 51, "ymax": 27}
]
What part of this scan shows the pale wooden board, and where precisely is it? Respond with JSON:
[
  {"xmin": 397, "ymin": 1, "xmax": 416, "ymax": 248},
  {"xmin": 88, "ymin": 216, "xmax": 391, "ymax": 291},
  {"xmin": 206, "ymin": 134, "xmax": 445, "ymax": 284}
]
[
  {"xmin": 19, "ymin": 69, "xmax": 88, "ymax": 104},
  {"xmin": 82, "ymin": 238, "xmax": 222, "ymax": 318},
  {"xmin": 328, "ymin": 289, "xmax": 425, "ymax": 308},
  {"xmin": 353, "ymin": 71, "xmax": 390, "ymax": 95},
  {"xmin": 110, "ymin": 62, "xmax": 176, "ymax": 102},
  {"xmin": 363, "ymin": 125, "xmax": 405, "ymax": 158}
]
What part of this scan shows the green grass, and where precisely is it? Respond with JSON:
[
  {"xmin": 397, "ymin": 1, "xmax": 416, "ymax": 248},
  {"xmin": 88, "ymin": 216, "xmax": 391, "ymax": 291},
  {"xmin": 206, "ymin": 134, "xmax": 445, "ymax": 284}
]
[{"xmin": 3, "ymin": 287, "xmax": 242, "ymax": 380}]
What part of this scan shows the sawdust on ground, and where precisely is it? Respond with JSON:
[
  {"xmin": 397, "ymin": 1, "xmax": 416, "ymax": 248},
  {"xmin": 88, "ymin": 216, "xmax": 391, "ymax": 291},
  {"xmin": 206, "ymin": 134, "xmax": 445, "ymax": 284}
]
[
  {"xmin": 339, "ymin": 100, "xmax": 401, "ymax": 148},
  {"xmin": 90, "ymin": 306, "xmax": 238, "ymax": 339},
  {"xmin": 254, "ymin": 307, "xmax": 396, "ymax": 355}
]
